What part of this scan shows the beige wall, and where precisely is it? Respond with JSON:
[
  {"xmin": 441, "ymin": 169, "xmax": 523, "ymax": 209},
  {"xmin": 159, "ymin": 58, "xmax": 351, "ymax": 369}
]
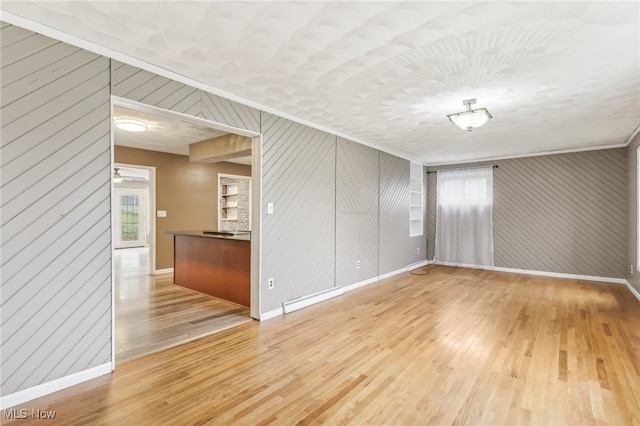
[
  {"xmin": 115, "ymin": 146, "xmax": 251, "ymax": 269},
  {"xmin": 627, "ymin": 133, "xmax": 640, "ymax": 295}
]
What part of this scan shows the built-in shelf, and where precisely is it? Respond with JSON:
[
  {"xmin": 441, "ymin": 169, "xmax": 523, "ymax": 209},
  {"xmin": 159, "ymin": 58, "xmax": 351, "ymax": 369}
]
[
  {"xmin": 410, "ymin": 162, "xmax": 423, "ymax": 237},
  {"xmin": 221, "ymin": 183, "xmax": 238, "ymax": 221}
]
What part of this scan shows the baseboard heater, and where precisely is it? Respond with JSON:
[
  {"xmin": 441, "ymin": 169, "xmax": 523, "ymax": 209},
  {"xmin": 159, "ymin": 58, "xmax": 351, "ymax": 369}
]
[{"xmin": 282, "ymin": 286, "xmax": 344, "ymax": 314}]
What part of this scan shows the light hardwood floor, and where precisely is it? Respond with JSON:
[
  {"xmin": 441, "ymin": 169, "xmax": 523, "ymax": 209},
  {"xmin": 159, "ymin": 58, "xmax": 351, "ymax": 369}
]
[
  {"xmin": 6, "ymin": 265, "xmax": 640, "ymax": 425},
  {"xmin": 114, "ymin": 248, "xmax": 252, "ymax": 363}
]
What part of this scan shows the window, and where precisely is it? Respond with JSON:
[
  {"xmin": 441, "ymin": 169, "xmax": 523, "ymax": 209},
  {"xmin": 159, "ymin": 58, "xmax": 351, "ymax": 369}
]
[
  {"xmin": 434, "ymin": 167, "xmax": 494, "ymax": 266},
  {"xmin": 440, "ymin": 176, "xmax": 490, "ymax": 205},
  {"xmin": 637, "ymin": 147, "xmax": 639, "ymax": 272},
  {"xmin": 410, "ymin": 162, "xmax": 424, "ymax": 237}
]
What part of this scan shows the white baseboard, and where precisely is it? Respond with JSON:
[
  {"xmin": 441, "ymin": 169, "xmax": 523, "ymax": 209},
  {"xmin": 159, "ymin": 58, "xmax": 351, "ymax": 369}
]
[
  {"xmin": 432, "ymin": 261, "xmax": 626, "ymax": 285},
  {"xmin": 434, "ymin": 260, "xmax": 495, "ymax": 271},
  {"xmin": 406, "ymin": 259, "xmax": 430, "ymax": 270},
  {"xmin": 153, "ymin": 268, "xmax": 173, "ymax": 275},
  {"xmin": 495, "ymin": 266, "xmax": 627, "ymax": 284},
  {"xmin": 259, "ymin": 307, "xmax": 283, "ymax": 321},
  {"xmin": 624, "ymin": 280, "xmax": 640, "ymax": 302},
  {"xmin": 282, "ymin": 287, "xmax": 344, "ymax": 314},
  {"xmin": 0, "ymin": 363, "xmax": 112, "ymax": 410},
  {"xmin": 378, "ymin": 267, "xmax": 408, "ymax": 281},
  {"xmin": 343, "ymin": 276, "xmax": 379, "ymax": 293}
]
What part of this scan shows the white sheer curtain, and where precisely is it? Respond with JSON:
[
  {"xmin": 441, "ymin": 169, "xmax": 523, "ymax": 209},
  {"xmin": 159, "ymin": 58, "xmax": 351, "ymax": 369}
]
[{"xmin": 434, "ymin": 167, "xmax": 494, "ymax": 266}]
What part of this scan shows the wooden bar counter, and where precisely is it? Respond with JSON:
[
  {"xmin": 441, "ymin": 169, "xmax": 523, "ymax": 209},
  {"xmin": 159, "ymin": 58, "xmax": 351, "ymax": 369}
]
[{"xmin": 163, "ymin": 230, "xmax": 250, "ymax": 308}]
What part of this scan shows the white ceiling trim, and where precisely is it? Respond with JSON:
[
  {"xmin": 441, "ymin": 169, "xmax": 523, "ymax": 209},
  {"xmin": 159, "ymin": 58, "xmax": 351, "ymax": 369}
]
[
  {"xmin": 0, "ymin": 10, "xmax": 426, "ymax": 165},
  {"xmin": 425, "ymin": 141, "xmax": 629, "ymax": 167}
]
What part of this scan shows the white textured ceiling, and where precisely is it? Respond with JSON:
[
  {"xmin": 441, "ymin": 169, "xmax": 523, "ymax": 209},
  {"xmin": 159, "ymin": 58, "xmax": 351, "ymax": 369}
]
[
  {"xmin": 114, "ymin": 106, "xmax": 226, "ymax": 156},
  {"xmin": 2, "ymin": 1, "xmax": 639, "ymax": 164}
]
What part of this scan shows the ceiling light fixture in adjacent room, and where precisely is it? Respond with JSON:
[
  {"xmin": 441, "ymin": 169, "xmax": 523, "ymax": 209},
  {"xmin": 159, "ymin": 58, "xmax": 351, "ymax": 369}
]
[
  {"xmin": 447, "ymin": 99, "xmax": 492, "ymax": 131},
  {"xmin": 113, "ymin": 168, "xmax": 122, "ymax": 183},
  {"xmin": 114, "ymin": 118, "xmax": 148, "ymax": 132}
]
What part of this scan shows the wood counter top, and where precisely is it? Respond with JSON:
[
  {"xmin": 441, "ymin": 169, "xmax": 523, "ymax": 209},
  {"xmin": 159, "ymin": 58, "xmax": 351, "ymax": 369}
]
[{"xmin": 162, "ymin": 230, "xmax": 250, "ymax": 241}]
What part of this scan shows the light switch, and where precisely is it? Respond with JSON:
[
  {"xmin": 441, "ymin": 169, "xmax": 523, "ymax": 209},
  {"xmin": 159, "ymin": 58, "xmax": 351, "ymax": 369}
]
[
  {"xmin": 267, "ymin": 203, "xmax": 274, "ymax": 214},
  {"xmin": 157, "ymin": 210, "xmax": 167, "ymax": 217}
]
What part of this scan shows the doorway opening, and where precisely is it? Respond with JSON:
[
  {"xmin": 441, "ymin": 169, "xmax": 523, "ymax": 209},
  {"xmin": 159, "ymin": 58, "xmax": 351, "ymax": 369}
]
[
  {"xmin": 113, "ymin": 165, "xmax": 152, "ymax": 277},
  {"xmin": 111, "ymin": 98, "xmax": 261, "ymax": 365}
]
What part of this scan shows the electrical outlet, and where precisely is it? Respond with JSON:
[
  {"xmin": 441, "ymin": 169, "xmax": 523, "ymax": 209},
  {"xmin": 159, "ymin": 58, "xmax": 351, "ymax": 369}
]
[
  {"xmin": 268, "ymin": 278, "xmax": 274, "ymax": 289},
  {"xmin": 356, "ymin": 260, "xmax": 361, "ymax": 269},
  {"xmin": 631, "ymin": 265, "xmax": 634, "ymax": 274},
  {"xmin": 417, "ymin": 247, "xmax": 420, "ymax": 254}
]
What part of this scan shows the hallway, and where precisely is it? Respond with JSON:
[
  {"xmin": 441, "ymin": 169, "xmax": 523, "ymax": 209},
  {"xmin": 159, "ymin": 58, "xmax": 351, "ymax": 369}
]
[{"xmin": 114, "ymin": 247, "xmax": 252, "ymax": 363}]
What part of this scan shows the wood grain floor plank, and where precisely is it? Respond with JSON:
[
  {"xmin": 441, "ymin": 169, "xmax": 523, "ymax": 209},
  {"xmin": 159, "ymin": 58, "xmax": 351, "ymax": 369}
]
[{"xmin": 4, "ymin": 265, "xmax": 640, "ymax": 425}]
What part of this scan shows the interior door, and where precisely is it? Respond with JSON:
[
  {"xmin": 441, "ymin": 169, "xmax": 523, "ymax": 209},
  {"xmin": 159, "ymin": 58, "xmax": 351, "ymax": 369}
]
[{"xmin": 115, "ymin": 188, "xmax": 147, "ymax": 248}]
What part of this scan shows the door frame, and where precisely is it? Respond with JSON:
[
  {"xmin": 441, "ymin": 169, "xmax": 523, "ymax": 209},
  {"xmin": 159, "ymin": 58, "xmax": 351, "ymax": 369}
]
[
  {"xmin": 113, "ymin": 162, "xmax": 156, "ymax": 273},
  {"xmin": 110, "ymin": 96, "xmax": 263, "ymax": 368}
]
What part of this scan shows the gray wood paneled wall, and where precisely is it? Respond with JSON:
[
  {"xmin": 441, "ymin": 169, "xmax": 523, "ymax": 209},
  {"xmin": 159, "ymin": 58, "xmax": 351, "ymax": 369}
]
[
  {"xmin": 1, "ymin": 23, "xmax": 112, "ymax": 396},
  {"xmin": 379, "ymin": 153, "xmax": 411, "ymax": 274},
  {"xmin": 260, "ymin": 112, "xmax": 337, "ymax": 312},
  {"xmin": 336, "ymin": 139, "xmax": 380, "ymax": 286},
  {"xmin": 427, "ymin": 149, "xmax": 627, "ymax": 278}
]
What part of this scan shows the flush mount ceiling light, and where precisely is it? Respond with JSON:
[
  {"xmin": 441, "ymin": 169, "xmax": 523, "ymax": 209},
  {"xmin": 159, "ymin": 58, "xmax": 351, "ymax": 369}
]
[
  {"xmin": 447, "ymin": 99, "xmax": 492, "ymax": 131},
  {"xmin": 114, "ymin": 118, "xmax": 148, "ymax": 132},
  {"xmin": 113, "ymin": 168, "xmax": 122, "ymax": 183}
]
